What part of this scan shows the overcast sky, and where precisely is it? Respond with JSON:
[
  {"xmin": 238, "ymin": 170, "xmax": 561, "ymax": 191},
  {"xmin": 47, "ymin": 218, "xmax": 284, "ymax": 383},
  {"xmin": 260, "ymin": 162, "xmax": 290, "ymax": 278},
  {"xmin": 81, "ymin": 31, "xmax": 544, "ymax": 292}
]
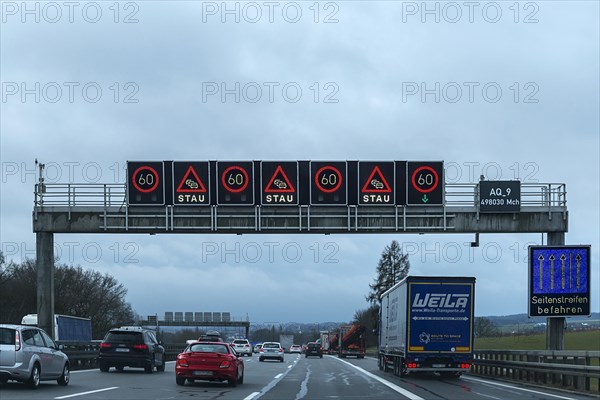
[{"xmin": 1, "ymin": 1, "xmax": 598, "ymax": 324}]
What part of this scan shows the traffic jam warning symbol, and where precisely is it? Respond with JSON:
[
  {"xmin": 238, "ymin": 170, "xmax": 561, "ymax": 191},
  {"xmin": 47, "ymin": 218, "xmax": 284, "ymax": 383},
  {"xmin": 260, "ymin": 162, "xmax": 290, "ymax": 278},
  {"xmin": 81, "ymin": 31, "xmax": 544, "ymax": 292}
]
[
  {"xmin": 173, "ymin": 162, "xmax": 209, "ymax": 205},
  {"xmin": 217, "ymin": 161, "xmax": 254, "ymax": 205},
  {"xmin": 127, "ymin": 161, "xmax": 165, "ymax": 205},
  {"xmin": 358, "ymin": 162, "xmax": 394, "ymax": 205},
  {"xmin": 261, "ymin": 162, "xmax": 298, "ymax": 205},
  {"xmin": 310, "ymin": 161, "xmax": 347, "ymax": 205},
  {"xmin": 407, "ymin": 161, "xmax": 444, "ymax": 205}
]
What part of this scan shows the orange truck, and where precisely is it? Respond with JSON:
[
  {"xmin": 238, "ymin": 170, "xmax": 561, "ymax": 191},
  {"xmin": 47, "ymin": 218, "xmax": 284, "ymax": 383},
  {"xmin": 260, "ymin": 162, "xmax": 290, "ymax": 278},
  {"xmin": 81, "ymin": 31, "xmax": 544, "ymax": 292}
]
[{"xmin": 338, "ymin": 324, "xmax": 366, "ymax": 358}]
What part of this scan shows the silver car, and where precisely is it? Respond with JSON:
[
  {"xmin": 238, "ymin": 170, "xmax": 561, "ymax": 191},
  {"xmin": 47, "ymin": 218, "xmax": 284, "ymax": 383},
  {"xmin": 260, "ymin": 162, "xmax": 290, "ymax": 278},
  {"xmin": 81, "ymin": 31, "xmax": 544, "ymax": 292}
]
[{"xmin": 0, "ymin": 324, "xmax": 70, "ymax": 388}]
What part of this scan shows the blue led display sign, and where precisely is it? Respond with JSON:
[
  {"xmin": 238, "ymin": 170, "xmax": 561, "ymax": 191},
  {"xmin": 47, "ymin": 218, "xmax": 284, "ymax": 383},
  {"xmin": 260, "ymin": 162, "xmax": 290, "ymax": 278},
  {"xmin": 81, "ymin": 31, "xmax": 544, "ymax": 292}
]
[{"xmin": 528, "ymin": 245, "xmax": 591, "ymax": 317}]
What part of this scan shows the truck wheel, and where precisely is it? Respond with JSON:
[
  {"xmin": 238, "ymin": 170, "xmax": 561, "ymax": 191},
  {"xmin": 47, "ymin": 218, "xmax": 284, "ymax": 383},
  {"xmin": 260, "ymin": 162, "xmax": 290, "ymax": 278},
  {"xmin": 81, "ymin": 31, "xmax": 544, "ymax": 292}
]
[{"xmin": 100, "ymin": 363, "xmax": 110, "ymax": 372}]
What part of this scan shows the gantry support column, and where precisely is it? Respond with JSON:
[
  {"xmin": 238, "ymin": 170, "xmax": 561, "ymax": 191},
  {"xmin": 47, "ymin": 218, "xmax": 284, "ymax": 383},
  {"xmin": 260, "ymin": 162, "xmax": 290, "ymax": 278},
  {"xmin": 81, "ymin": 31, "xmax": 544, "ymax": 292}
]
[{"xmin": 36, "ymin": 232, "xmax": 55, "ymax": 339}]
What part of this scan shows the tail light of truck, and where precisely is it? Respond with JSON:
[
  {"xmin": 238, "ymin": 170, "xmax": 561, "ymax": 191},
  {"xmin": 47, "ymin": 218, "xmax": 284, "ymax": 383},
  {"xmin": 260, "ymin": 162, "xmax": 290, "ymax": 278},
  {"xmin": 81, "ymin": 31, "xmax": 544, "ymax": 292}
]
[
  {"xmin": 460, "ymin": 363, "xmax": 471, "ymax": 369},
  {"xmin": 15, "ymin": 330, "xmax": 21, "ymax": 351},
  {"xmin": 133, "ymin": 344, "xmax": 148, "ymax": 350},
  {"xmin": 407, "ymin": 363, "xmax": 417, "ymax": 369}
]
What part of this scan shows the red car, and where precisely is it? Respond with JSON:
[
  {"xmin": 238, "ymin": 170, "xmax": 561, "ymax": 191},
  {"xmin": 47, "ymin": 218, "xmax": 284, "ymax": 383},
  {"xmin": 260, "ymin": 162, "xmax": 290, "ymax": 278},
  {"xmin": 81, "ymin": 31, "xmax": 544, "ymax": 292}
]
[{"xmin": 176, "ymin": 342, "xmax": 244, "ymax": 387}]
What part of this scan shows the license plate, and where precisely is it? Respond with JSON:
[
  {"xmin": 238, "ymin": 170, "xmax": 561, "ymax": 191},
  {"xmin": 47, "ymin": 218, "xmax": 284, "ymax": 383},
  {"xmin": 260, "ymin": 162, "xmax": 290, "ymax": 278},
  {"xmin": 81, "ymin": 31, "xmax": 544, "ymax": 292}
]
[
  {"xmin": 432, "ymin": 364, "xmax": 446, "ymax": 368},
  {"xmin": 193, "ymin": 370, "xmax": 213, "ymax": 376},
  {"xmin": 115, "ymin": 348, "xmax": 129, "ymax": 352}
]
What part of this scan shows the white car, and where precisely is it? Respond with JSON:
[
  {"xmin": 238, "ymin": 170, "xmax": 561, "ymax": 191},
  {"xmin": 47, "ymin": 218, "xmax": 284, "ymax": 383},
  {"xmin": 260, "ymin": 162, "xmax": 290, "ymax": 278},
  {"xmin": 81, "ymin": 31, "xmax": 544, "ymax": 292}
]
[
  {"xmin": 231, "ymin": 339, "xmax": 252, "ymax": 356},
  {"xmin": 289, "ymin": 344, "xmax": 302, "ymax": 354}
]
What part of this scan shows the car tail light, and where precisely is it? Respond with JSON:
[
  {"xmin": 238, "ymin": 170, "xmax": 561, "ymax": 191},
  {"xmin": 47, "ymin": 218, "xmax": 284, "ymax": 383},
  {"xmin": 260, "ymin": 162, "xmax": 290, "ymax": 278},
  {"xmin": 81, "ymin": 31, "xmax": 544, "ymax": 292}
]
[
  {"xmin": 99, "ymin": 343, "xmax": 112, "ymax": 349},
  {"xmin": 259, "ymin": 348, "xmax": 264, "ymax": 353},
  {"xmin": 219, "ymin": 361, "xmax": 231, "ymax": 368},
  {"xmin": 319, "ymin": 347, "xmax": 323, "ymax": 351},
  {"xmin": 15, "ymin": 331, "xmax": 21, "ymax": 351},
  {"xmin": 407, "ymin": 363, "xmax": 417, "ymax": 368},
  {"xmin": 177, "ymin": 358, "xmax": 188, "ymax": 367},
  {"xmin": 460, "ymin": 363, "xmax": 471, "ymax": 369},
  {"xmin": 133, "ymin": 344, "xmax": 148, "ymax": 350},
  {"xmin": 279, "ymin": 348, "xmax": 283, "ymax": 352},
  {"xmin": 245, "ymin": 344, "xmax": 249, "ymax": 347}
]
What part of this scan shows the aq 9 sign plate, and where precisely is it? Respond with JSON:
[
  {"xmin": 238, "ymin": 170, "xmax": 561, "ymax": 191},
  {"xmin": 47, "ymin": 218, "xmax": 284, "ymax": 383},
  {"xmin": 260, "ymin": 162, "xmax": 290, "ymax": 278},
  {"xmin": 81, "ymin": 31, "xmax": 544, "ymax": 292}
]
[
  {"xmin": 479, "ymin": 180, "xmax": 520, "ymax": 212},
  {"xmin": 127, "ymin": 161, "xmax": 165, "ymax": 205},
  {"xmin": 310, "ymin": 161, "xmax": 347, "ymax": 205},
  {"xmin": 217, "ymin": 161, "xmax": 254, "ymax": 205}
]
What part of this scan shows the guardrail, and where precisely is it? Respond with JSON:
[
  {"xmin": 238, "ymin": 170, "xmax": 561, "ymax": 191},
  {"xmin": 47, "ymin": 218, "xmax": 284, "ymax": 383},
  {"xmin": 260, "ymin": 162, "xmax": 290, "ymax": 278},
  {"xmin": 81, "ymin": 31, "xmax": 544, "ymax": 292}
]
[
  {"xmin": 61, "ymin": 344, "xmax": 598, "ymax": 394},
  {"xmin": 472, "ymin": 350, "xmax": 600, "ymax": 394}
]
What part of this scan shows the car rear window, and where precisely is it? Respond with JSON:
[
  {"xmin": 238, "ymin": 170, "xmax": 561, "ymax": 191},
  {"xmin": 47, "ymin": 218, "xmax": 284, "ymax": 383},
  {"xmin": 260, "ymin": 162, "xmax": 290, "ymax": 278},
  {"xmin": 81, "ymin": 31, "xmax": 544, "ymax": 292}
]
[
  {"xmin": 105, "ymin": 331, "xmax": 143, "ymax": 344},
  {"xmin": 233, "ymin": 340, "xmax": 248, "ymax": 344},
  {"xmin": 263, "ymin": 343, "xmax": 280, "ymax": 349},
  {"xmin": 0, "ymin": 328, "xmax": 15, "ymax": 345},
  {"xmin": 189, "ymin": 343, "xmax": 229, "ymax": 354}
]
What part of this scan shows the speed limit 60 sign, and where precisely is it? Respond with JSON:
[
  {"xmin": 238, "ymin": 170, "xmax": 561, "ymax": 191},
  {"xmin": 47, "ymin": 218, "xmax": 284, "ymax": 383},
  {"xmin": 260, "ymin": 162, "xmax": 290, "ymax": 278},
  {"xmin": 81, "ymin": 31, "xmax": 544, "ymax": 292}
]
[
  {"xmin": 127, "ymin": 161, "xmax": 165, "ymax": 205},
  {"xmin": 217, "ymin": 161, "xmax": 254, "ymax": 205},
  {"xmin": 310, "ymin": 161, "xmax": 347, "ymax": 205},
  {"xmin": 407, "ymin": 161, "xmax": 444, "ymax": 205}
]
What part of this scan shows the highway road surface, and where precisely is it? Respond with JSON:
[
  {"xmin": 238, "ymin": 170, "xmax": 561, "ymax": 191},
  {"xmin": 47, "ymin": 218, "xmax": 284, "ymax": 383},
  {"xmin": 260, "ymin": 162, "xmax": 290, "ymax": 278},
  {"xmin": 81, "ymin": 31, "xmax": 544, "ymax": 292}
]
[{"xmin": 0, "ymin": 354, "xmax": 591, "ymax": 400}]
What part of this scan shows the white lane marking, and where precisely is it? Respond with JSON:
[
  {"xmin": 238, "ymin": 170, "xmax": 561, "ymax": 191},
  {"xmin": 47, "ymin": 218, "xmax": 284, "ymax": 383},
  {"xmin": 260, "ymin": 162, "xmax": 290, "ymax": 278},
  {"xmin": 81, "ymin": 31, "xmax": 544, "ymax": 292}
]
[
  {"xmin": 274, "ymin": 373, "xmax": 284, "ymax": 379},
  {"xmin": 243, "ymin": 392, "xmax": 260, "ymax": 400},
  {"xmin": 333, "ymin": 357, "xmax": 424, "ymax": 400},
  {"xmin": 54, "ymin": 387, "xmax": 118, "ymax": 399},
  {"xmin": 473, "ymin": 391, "xmax": 503, "ymax": 400},
  {"xmin": 288, "ymin": 365, "xmax": 293, "ymax": 369},
  {"xmin": 462, "ymin": 376, "xmax": 577, "ymax": 400}
]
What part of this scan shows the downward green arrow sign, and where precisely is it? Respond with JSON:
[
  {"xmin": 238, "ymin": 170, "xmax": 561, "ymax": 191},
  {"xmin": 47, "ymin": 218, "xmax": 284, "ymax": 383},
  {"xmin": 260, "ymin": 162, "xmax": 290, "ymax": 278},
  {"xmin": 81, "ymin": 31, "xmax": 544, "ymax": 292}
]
[{"xmin": 422, "ymin": 195, "xmax": 429, "ymax": 203}]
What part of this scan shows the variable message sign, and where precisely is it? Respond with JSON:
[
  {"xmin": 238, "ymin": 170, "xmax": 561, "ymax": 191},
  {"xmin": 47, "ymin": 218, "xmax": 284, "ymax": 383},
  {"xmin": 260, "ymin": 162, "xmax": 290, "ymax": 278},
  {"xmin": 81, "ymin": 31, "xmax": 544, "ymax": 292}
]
[
  {"xmin": 127, "ymin": 161, "xmax": 165, "ymax": 205},
  {"xmin": 407, "ymin": 161, "xmax": 444, "ymax": 205},
  {"xmin": 261, "ymin": 161, "xmax": 298, "ymax": 205},
  {"xmin": 310, "ymin": 161, "xmax": 347, "ymax": 205},
  {"xmin": 358, "ymin": 161, "xmax": 395, "ymax": 205},
  {"xmin": 529, "ymin": 245, "xmax": 591, "ymax": 317},
  {"xmin": 173, "ymin": 162, "xmax": 210, "ymax": 205},
  {"xmin": 217, "ymin": 162, "xmax": 254, "ymax": 205}
]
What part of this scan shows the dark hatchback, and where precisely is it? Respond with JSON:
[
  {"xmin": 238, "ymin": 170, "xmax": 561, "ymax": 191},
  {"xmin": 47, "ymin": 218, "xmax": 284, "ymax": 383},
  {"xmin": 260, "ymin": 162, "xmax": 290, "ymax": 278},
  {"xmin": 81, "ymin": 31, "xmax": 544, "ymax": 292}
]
[
  {"xmin": 305, "ymin": 342, "xmax": 323, "ymax": 358},
  {"xmin": 98, "ymin": 327, "xmax": 165, "ymax": 373}
]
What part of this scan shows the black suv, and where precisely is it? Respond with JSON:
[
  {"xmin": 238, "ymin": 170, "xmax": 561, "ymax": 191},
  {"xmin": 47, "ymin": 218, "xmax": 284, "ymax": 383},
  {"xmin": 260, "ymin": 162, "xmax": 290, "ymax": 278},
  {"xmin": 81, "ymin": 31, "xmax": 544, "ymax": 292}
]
[
  {"xmin": 305, "ymin": 342, "xmax": 323, "ymax": 358},
  {"xmin": 99, "ymin": 327, "xmax": 165, "ymax": 373}
]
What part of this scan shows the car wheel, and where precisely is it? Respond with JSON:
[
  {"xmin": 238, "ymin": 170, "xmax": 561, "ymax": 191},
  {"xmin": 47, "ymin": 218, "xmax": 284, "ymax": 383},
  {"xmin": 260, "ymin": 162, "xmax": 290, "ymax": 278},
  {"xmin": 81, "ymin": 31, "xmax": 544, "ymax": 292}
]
[
  {"xmin": 320, "ymin": 355, "xmax": 323, "ymax": 358},
  {"xmin": 228, "ymin": 378, "xmax": 237, "ymax": 387},
  {"xmin": 280, "ymin": 358, "xmax": 284, "ymax": 363},
  {"xmin": 176, "ymin": 376, "xmax": 186, "ymax": 386},
  {"xmin": 100, "ymin": 363, "xmax": 110, "ymax": 372},
  {"xmin": 238, "ymin": 369, "xmax": 244, "ymax": 384},
  {"xmin": 157, "ymin": 359, "xmax": 165, "ymax": 372},
  {"xmin": 145, "ymin": 354, "xmax": 155, "ymax": 373},
  {"xmin": 57, "ymin": 363, "xmax": 70, "ymax": 386},
  {"xmin": 26, "ymin": 363, "xmax": 40, "ymax": 389},
  {"xmin": 259, "ymin": 357, "xmax": 264, "ymax": 362},
  {"xmin": 0, "ymin": 377, "xmax": 8, "ymax": 384},
  {"xmin": 116, "ymin": 366, "xmax": 124, "ymax": 372}
]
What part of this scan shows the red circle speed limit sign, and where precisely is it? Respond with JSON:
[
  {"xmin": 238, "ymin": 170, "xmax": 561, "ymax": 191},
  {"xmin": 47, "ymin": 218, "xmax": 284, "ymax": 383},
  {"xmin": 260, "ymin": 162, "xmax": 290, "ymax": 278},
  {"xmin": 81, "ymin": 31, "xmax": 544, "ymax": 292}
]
[
  {"xmin": 315, "ymin": 165, "xmax": 342, "ymax": 193},
  {"xmin": 407, "ymin": 161, "xmax": 444, "ymax": 205},
  {"xmin": 132, "ymin": 165, "xmax": 160, "ymax": 193},
  {"xmin": 411, "ymin": 165, "xmax": 439, "ymax": 194},
  {"xmin": 127, "ymin": 161, "xmax": 165, "ymax": 205},
  {"xmin": 221, "ymin": 165, "xmax": 250, "ymax": 193}
]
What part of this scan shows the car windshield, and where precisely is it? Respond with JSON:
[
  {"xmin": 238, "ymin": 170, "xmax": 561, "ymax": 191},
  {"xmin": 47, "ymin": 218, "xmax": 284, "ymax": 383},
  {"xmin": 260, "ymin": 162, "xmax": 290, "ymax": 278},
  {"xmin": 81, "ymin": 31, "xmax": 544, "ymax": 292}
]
[{"xmin": 189, "ymin": 343, "xmax": 229, "ymax": 354}]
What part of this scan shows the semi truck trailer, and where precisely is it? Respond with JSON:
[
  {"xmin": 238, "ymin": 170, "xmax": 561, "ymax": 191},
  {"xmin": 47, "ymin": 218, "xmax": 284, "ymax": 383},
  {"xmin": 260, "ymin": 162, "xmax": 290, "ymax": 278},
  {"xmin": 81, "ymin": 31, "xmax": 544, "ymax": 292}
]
[{"xmin": 378, "ymin": 276, "xmax": 475, "ymax": 378}]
